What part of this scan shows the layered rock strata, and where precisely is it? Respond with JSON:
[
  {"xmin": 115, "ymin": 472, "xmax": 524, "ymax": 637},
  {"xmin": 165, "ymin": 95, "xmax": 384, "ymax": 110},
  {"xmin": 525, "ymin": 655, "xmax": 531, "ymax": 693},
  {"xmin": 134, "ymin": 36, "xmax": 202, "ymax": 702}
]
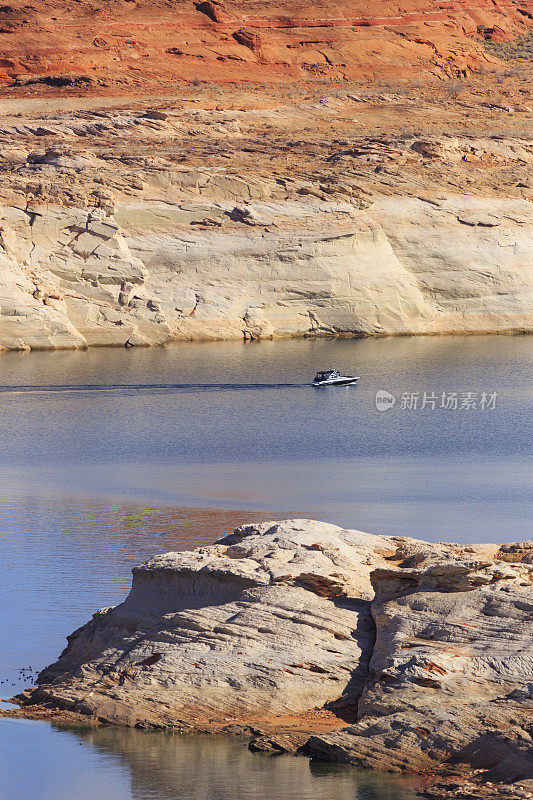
[
  {"xmin": 1, "ymin": 176, "xmax": 532, "ymax": 350},
  {"xmin": 19, "ymin": 521, "xmax": 398, "ymax": 726},
  {"xmin": 1, "ymin": 0, "xmax": 532, "ymax": 89},
  {"xmin": 1, "ymin": 92, "xmax": 532, "ymax": 351},
  {"xmin": 13, "ymin": 520, "xmax": 533, "ymax": 798},
  {"xmin": 305, "ymin": 556, "xmax": 533, "ymax": 792}
]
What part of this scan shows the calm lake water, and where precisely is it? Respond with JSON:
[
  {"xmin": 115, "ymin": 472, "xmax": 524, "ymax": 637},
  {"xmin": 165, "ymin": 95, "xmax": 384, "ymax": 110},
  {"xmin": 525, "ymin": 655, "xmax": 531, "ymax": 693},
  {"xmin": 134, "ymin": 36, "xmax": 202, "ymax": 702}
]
[
  {"xmin": 0, "ymin": 720, "xmax": 420, "ymax": 800},
  {"xmin": 0, "ymin": 335, "xmax": 532, "ymax": 800}
]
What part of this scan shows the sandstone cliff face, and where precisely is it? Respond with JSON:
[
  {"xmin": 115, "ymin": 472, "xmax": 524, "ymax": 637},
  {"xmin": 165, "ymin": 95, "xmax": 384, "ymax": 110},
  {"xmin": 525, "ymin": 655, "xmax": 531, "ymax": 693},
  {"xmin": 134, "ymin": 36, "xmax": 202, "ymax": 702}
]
[
  {"xmin": 1, "ymin": 95, "xmax": 532, "ymax": 351},
  {"xmin": 14, "ymin": 520, "xmax": 533, "ymax": 798},
  {"xmin": 1, "ymin": 194, "xmax": 531, "ymax": 350}
]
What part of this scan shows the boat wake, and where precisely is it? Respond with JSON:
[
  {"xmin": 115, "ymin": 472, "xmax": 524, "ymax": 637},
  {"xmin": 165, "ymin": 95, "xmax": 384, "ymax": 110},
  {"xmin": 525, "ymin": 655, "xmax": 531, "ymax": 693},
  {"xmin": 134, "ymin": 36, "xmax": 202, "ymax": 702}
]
[{"xmin": 0, "ymin": 383, "xmax": 306, "ymax": 395}]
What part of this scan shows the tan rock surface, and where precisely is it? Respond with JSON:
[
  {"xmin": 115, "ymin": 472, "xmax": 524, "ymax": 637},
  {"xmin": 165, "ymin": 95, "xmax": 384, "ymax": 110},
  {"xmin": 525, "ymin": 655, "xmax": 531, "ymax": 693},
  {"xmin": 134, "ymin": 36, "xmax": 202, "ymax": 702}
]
[
  {"xmin": 11, "ymin": 519, "xmax": 532, "ymax": 800},
  {"xmin": 0, "ymin": 0, "xmax": 530, "ymax": 353},
  {"xmin": 305, "ymin": 551, "xmax": 533, "ymax": 796},
  {"xmin": 0, "ymin": 96, "xmax": 532, "ymax": 350},
  {"xmin": 18, "ymin": 520, "xmax": 402, "ymax": 727}
]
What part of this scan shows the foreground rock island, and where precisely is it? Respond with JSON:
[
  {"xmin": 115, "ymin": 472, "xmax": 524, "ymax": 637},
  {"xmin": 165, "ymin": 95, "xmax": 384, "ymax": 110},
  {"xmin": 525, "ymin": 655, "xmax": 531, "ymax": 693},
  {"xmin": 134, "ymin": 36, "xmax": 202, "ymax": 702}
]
[{"xmin": 10, "ymin": 519, "xmax": 533, "ymax": 799}]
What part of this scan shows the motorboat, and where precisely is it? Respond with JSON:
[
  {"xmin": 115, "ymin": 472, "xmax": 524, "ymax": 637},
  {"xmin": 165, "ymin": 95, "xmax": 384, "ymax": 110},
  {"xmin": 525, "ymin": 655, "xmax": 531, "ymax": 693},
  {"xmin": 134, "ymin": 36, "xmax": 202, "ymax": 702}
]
[{"xmin": 312, "ymin": 369, "xmax": 359, "ymax": 386}]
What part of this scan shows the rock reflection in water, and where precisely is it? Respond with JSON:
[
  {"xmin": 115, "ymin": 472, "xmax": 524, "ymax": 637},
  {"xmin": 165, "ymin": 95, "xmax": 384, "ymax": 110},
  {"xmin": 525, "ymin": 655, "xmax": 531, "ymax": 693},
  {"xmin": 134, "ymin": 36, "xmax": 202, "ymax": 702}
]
[{"xmin": 72, "ymin": 726, "xmax": 420, "ymax": 800}]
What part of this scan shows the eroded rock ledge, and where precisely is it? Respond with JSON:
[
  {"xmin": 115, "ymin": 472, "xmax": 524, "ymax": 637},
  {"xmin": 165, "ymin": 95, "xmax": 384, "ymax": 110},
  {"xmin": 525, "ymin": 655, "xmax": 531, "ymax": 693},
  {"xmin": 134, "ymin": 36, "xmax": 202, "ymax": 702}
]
[
  {"xmin": 1, "ymin": 97, "xmax": 532, "ymax": 351},
  {"xmin": 11, "ymin": 520, "xmax": 533, "ymax": 799}
]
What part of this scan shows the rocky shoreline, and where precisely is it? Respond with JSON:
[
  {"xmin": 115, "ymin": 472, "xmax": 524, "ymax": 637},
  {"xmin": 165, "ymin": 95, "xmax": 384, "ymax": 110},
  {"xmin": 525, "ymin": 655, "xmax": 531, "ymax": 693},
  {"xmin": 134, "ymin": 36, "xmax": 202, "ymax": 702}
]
[{"xmin": 7, "ymin": 519, "xmax": 532, "ymax": 799}]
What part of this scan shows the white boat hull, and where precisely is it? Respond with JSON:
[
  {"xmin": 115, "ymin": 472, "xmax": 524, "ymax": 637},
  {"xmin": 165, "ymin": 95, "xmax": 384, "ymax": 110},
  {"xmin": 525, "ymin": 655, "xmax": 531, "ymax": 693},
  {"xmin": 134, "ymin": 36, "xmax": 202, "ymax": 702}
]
[{"xmin": 312, "ymin": 377, "xmax": 359, "ymax": 387}]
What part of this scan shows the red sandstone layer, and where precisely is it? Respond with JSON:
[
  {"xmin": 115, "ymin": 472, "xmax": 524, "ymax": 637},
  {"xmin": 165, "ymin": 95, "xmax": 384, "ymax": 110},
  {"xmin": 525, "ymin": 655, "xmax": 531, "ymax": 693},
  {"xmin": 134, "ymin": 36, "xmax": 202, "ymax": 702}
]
[{"xmin": 1, "ymin": 0, "xmax": 531, "ymax": 90}]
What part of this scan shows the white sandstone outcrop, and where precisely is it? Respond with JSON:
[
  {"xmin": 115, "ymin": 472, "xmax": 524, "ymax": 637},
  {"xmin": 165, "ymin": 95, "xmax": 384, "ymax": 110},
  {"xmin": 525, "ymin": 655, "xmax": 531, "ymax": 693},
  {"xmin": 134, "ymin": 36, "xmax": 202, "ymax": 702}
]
[
  {"xmin": 304, "ymin": 555, "xmax": 533, "ymax": 795},
  {"xmin": 16, "ymin": 520, "xmax": 531, "ymax": 721},
  {"xmin": 0, "ymin": 101, "xmax": 531, "ymax": 351},
  {"xmin": 0, "ymin": 195, "xmax": 531, "ymax": 351},
  {"xmin": 12, "ymin": 520, "xmax": 533, "ymax": 797},
  {"xmin": 22, "ymin": 520, "xmax": 401, "ymax": 726}
]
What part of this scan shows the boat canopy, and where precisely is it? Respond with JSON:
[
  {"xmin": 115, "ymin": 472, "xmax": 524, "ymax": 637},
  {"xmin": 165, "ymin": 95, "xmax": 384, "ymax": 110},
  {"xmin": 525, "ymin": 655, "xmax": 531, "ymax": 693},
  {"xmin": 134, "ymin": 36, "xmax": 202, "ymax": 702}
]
[{"xmin": 315, "ymin": 370, "xmax": 339, "ymax": 378}]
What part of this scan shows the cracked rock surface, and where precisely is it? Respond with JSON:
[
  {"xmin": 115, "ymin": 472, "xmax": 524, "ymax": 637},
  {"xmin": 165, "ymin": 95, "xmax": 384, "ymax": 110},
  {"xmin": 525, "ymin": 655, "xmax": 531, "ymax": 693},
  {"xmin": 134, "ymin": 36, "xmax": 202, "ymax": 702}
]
[
  {"xmin": 11, "ymin": 519, "xmax": 533, "ymax": 799},
  {"xmin": 18, "ymin": 520, "xmax": 398, "ymax": 726},
  {"xmin": 305, "ymin": 545, "xmax": 533, "ymax": 798},
  {"xmin": 0, "ymin": 92, "xmax": 532, "ymax": 350}
]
